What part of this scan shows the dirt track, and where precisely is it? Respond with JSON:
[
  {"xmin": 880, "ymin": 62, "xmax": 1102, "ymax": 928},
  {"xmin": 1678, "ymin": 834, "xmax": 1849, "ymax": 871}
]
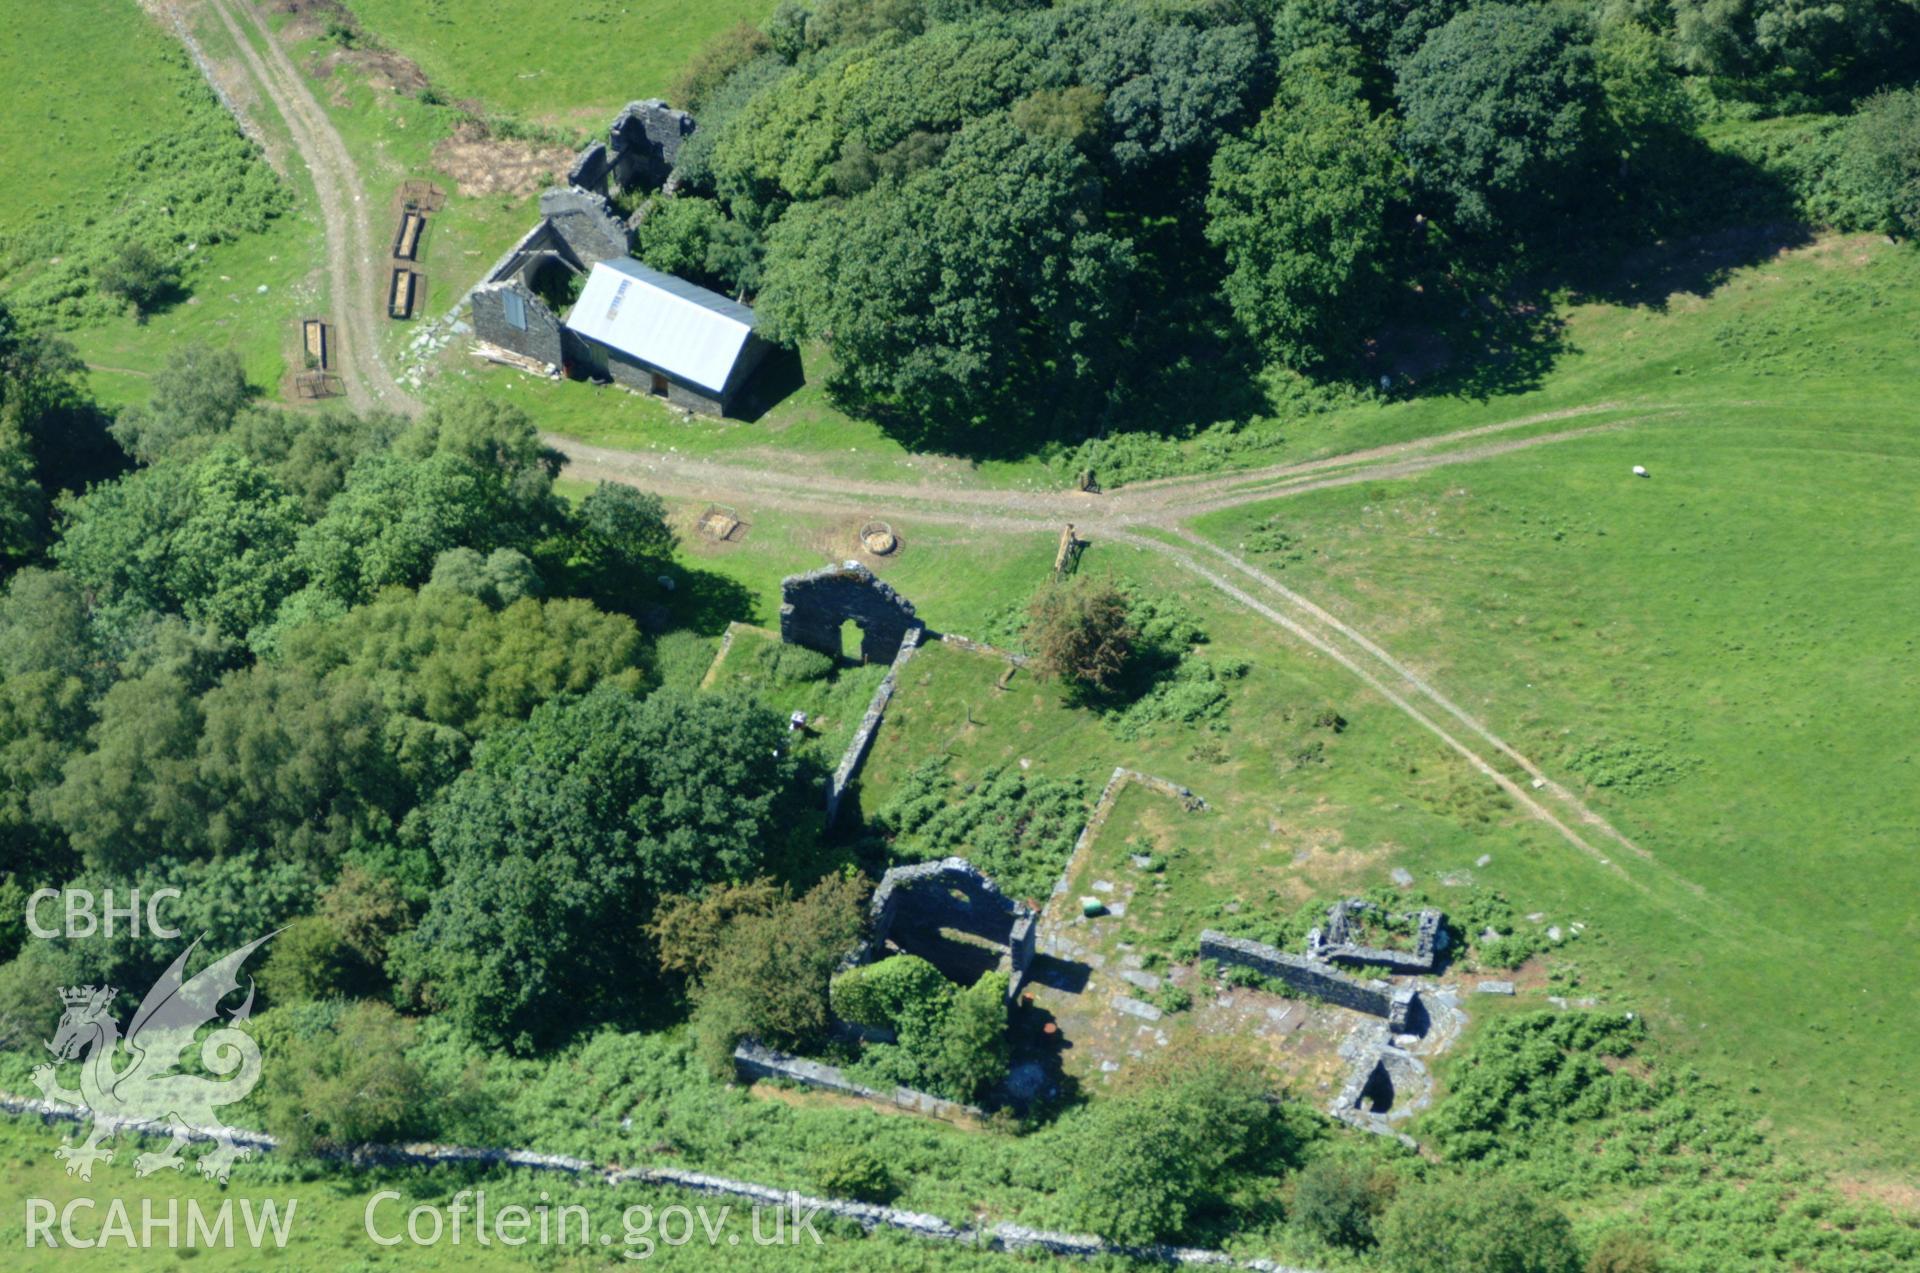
[{"xmin": 197, "ymin": 0, "xmax": 420, "ymax": 416}]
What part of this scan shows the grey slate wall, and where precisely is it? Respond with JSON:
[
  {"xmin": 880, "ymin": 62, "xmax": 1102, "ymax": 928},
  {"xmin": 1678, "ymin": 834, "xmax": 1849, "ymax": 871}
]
[
  {"xmin": 1307, "ymin": 900, "xmax": 1446, "ymax": 974},
  {"xmin": 609, "ymin": 99, "xmax": 696, "ymax": 191},
  {"xmin": 1199, "ymin": 930, "xmax": 1408, "ymax": 1020},
  {"xmin": 538, "ymin": 187, "xmax": 630, "ymax": 269},
  {"xmin": 471, "ymin": 280, "xmax": 565, "ymax": 368},
  {"xmin": 865, "ymin": 856, "xmax": 1036, "ymax": 1003},
  {"xmin": 825, "ymin": 626, "xmax": 921, "ymax": 824},
  {"xmin": 779, "ymin": 561, "xmax": 920, "ymax": 664},
  {"xmin": 732, "ymin": 1041, "xmax": 984, "ymax": 1122}
]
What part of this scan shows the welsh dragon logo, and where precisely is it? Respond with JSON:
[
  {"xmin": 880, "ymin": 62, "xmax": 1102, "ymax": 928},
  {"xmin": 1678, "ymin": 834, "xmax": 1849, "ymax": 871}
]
[{"xmin": 32, "ymin": 933, "xmax": 276, "ymax": 1182}]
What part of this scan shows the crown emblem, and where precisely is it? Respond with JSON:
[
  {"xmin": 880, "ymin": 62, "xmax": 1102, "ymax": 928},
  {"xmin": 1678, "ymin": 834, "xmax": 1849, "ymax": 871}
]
[{"xmin": 60, "ymin": 985, "xmax": 113, "ymax": 1008}]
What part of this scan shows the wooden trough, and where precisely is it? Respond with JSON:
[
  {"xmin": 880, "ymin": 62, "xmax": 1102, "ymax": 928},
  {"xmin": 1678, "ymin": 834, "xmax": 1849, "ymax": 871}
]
[
  {"xmin": 301, "ymin": 318, "xmax": 330, "ymax": 370},
  {"xmin": 391, "ymin": 206, "xmax": 426, "ymax": 261},
  {"xmin": 388, "ymin": 267, "xmax": 418, "ymax": 320}
]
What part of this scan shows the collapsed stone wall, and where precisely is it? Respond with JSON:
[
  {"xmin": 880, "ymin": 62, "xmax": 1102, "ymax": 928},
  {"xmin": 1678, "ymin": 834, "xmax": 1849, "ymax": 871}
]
[
  {"xmin": 1307, "ymin": 899, "xmax": 1445, "ymax": 974},
  {"xmin": 779, "ymin": 561, "xmax": 921, "ymax": 664},
  {"xmin": 611, "ymin": 99, "xmax": 696, "ymax": 190},
  {"xmin": 1046, "ymin": 767, "xmax": 1208, "ymax": 914},
  {"xmin": 732, "ymin": 1041, "xmax": 984, "ymax": 1122},
  {"xmin": 825, "ymin": 625, "xmax": 921, "ymax": 824},
  {"xmin": 567, "ymin": 99, "xmax": 696, "ymax": 196},
  {"xmin": 1199, "ymin": 931, "xmax": 1416, "ymax": 1029},
  {"xmin": 536, "ymin": 187, "xmax": 630, "ymax": 269}
]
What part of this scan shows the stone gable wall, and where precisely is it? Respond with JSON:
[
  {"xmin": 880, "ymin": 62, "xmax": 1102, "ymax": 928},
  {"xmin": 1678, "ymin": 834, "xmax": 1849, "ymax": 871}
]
[
  {"xmin": 778, "ymin": 561, "xmax": 921, "ymax": 664},
  {"xmin": 471, "ymin": 279, "xmax": 565, "ymax": 368}
]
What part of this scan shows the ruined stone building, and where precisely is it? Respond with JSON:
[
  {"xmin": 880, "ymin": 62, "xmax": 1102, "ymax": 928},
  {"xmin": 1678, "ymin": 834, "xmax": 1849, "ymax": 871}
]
[
  {"xmin": 564, "ymin": 99, "xmax": 695, "ymax": 197},
  {"xmin": 468, "ymin": 99, "xmax": 775, "ymax": 415},
  {"xmin": 470, "ymin": 187, "xmax": 630, "ymax": 373}
]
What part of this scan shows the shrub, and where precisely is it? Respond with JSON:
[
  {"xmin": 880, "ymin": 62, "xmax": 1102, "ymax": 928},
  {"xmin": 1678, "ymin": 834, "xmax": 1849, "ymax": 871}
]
[
  {"xmin": 934, "ymin": 971, "xmax": 1009, "ymax": 1102},
  {"xmin": 831, "ymin": 957, "xmax": 1008, "ymax": 1102},
  {"xmin": 258, "ymin": 1001, "xmax": 427, "ymax": 1156},
  {"xmin": 1057, "ymin": 1041, "xmax": 1284, "ymax": 1245},
  {"xmin": 814, "ymin": 1146, "xmax": 895, "ymax": 1202},
  {"xmin": 93, "ymin": 242, "xmax": 181, "ymax": 315},
  {"xmin": 1587, "ymin": 1230, "xmax": 1666, "ymax": 1273},
  {"xmin": 1026, "ymin": 577, "xmax": 1136, "ymax": 696},
  {"xmin": 831, "ymin": 955, "xmax": 953, "ymax": 1050},
  {"xmin": 653, "ymin": 875, "xmax": 869, "ymax": 1072},
  {"xmin": 1832, "ymin": 88, "xmax": 1920, "ymax": 238},
  {"xmin": 1291, "ymin": 1154, "xmax": 1393, "ymax": 1250},
  {"xmin": 1377, "ymin": 1176, "xmax": 1579, "ymax": 1273}
]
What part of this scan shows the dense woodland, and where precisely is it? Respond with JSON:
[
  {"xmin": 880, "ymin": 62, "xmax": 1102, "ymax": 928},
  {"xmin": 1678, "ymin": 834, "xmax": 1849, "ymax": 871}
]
[
  {"xmin": 631, "ymin": 0, "xmax": 1920, "ymax": 450},
  {"xmin": 3, "ymin": 0, "xmax": 1919, "ymax": 1268}
]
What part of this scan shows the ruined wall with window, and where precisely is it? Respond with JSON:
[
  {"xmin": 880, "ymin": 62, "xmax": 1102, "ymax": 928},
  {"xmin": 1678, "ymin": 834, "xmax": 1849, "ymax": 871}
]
[{"xmin": 471, "ymin": 279, "xmax": 565, "ymax": 370}]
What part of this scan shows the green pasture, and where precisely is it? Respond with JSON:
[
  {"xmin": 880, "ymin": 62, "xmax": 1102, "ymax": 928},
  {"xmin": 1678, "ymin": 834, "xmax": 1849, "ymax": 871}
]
[
  {"xmin": 1190, "ymin": 278, "xmax": 1920, "ymax": 1171},
  {"xmin": 0, "ymin": 0, "xmax": 184, "ymax": 226},
  {"xmin": 339, "ymin": 0, "xmax": 776, "ymax": 125},
  {"xmin": 0, "ymin": 0, "xmax": 318, "ymax": 403}
]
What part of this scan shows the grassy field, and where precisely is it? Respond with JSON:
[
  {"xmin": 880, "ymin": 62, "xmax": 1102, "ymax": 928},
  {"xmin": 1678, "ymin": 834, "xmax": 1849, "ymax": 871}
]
[
  {"xmin": 338, "ymin": 0, "xmax": 775, "ymax": 124},
  {"xmin": 66, "ymin": 215, "xmax": 322, "ymax": 409},
  {"xmin": 0, "ymin": 0, "xmax": 191, "ymax": 225},
  {"xmin": 0, "ymin": 0, "xmax": 319, "ymax": 403},
  {"xmin": 253, "ymin": 9, "xmax": 551, "ymax": 349},
  {"xmin": 1189, "ymin": 237, "xmax": 1920, "ymax": 1174},
  {"xmin": 698, "ymin": 623, "xmax": 890, "ymax": 768}
]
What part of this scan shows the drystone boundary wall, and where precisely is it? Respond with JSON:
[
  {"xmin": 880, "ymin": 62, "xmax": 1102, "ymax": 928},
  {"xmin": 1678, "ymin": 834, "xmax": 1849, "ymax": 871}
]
[
  {"xmin": 824, "ymin": 624, "xmax": 921, "ymax": 825},
  {"xmin": 0, "ymin": 1094, "xmax": 1320, "ymax": 1270},
  {"xmin": 1199, "ymin": 931, "xmax": 1416, "ymax": 1030},
  {"xmin": 732, "ymin": 1041, "xmax": 984, "ymax": 1122},
  {"xmin": 157, "ymin": 5, "xmax": 270, "ymax": 155}
]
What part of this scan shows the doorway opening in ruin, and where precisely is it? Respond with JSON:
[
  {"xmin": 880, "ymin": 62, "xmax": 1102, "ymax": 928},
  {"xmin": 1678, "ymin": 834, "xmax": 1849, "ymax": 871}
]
[
  {"xmin": 839, "ymin": 619, "xmax": 862, "ymax": 663},
  {"xmin": 1359, "ymin": 1060, "xmax": 1395, "ymax": 1113}
]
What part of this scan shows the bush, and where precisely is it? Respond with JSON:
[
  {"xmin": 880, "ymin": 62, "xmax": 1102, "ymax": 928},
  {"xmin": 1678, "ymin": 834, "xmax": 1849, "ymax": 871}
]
[
  {"xmin": 1377, "ymin": 1176, "xmax": 1579, "ymax": 1273},
  {"xmin": 652, "ymin": 875, "xmax": 869, "ymax": 1072},
  {"xmin": 258, "ymin": 1001, "xmax": 428, "ymax": 1156},
  {"xmin": 831, "ymin": 954, "xmax": 953, "ymax": 1049},
  {"xmin": 1587, "ymin": 1230, "xmax": 1665, "ymax": 1273},
  {"xmin": 830, "ymin": 957, "xmax": 1008, "ymax": 1102},
  {"xmin": 93, "ymin": 242, "xmax": 181, "ymax": 315},
  {"xmin": 814, "ymin": 1146, "xmax": 895, "ymax": 1202},
  {"xmin": 1026, "ymin": 578, "xmax": 1136, "ymax": 696},
  {"xmin": 1291, "ymin": 1154, "xmax": 1392, "ymax": 1250},
  {"xmin": 1832, "ymin": 88, "xmax": 1920, "ymax": 238},
  {"xmin": 1057, "ymin": 1041, "xmax": 1284, "ymax": 1245}
]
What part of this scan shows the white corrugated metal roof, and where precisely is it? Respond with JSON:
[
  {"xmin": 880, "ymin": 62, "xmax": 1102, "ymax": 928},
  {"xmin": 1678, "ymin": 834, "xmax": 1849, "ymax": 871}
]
[{"xmin": 564, "ymin": 258, "xmax": 756, "ymax": 395}]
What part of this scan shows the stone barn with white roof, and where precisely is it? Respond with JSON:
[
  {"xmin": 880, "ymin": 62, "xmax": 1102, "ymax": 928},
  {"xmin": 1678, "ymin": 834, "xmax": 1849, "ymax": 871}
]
[{"xmin": 564, "ymin": 258, "xmax": 772, "ymax": 416}]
